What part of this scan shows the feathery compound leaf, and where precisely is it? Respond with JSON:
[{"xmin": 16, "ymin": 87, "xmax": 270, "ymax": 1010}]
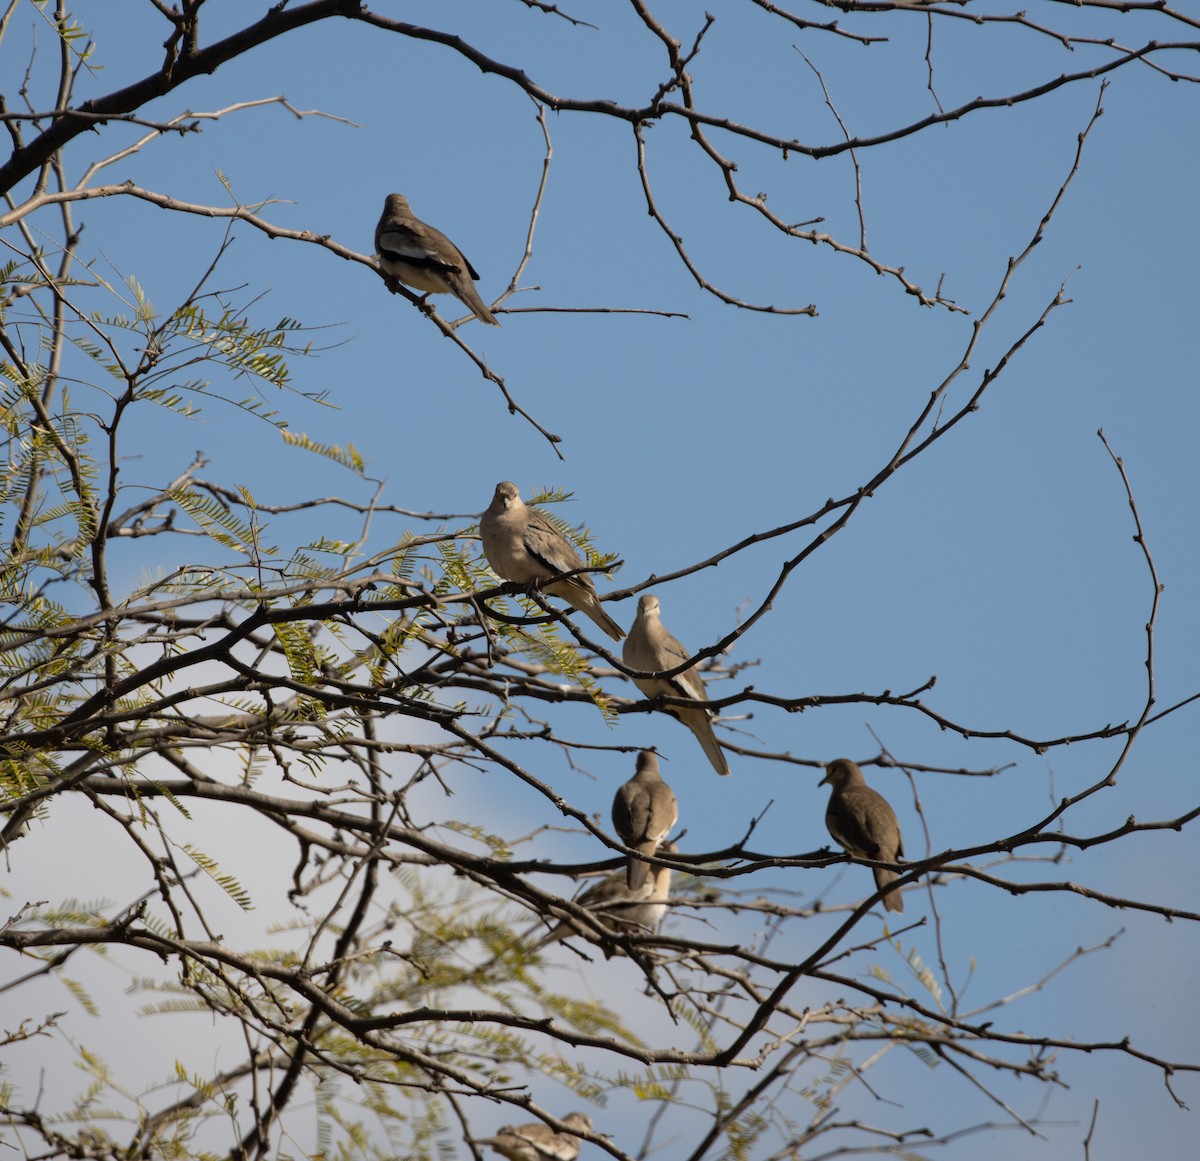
[
  {"xmin": 134, "ymin": 384, "xmax": 204, "ymax": 416},
  {"xmin": 435, "ymin": 538, "xmax": 476, "ymax": 598},
  {"xmin": 903, "ymin": 945, "xmax": 945, "ymax": 1010},
  {"xmin": 295, "ymin": 541, "xmax": 359, "ymax": 564},
  {"xmin": 140, "ymin": 778, "xmax": 192, "ymax": 820},
  {"xmin": 507, "ymin": 600, "xmax": 618, "ymax": 722},
  {"xmin": 167, "ymin": 488, "xmax": 268, "ymax": 554},
  {"xmin": 170, "ymin": 302, "xmax": 312, "ymax": 390},
  {"xmin": 390, "ymin": 534, "xmax": 419, "ymax": 584},
  {"xmin": 180, "ymin": 845, "xmax": 255, "ymax": 910},
  {"xmin": 527, "ymin": 487, "xmax": 619, "ymax": 572},
  {"xmin": 126, "ymin": 273, "xmax": 154, "ymax": 322},
  {"xmin": 280, "ymin": 430, "xmax": 365, "ymax": 473},
  {"xmin": 57, "ymin": 974, "xmax": 100, "ymax": 1017}
]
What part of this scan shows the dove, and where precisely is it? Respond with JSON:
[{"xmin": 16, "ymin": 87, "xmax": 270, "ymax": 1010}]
[
  {"xmin": 612, "ymin": 750, "xmax": 678, "ymax": 890},
  {"xmin": 533, "ymin": 841, "xmax": 677, "ymax": 952},
  {"xmin": 820, "ymin": 758, "xmax": 905, "ymax": 913},
  {"xmin": 616, "ymin": 839, "xmax": 676, "ymax": 936},
  {"xmin": 476, "ymin": 1112, "xmax": 593, "ymax": 1161},
  {"xmin": 623, "ymin": 593, "xmax": 729, "ymax": 775},
  {"xmin": 480, "ymin": 481, "xmax": 624, "ymax": 642},
  {"xmin": 374, "ymin": 192, "xmax": 500, "ymax": 325}
]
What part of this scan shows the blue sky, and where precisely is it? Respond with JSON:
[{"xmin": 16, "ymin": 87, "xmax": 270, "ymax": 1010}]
[{"xmin": 4, "ymin": 1, "xmax": 1200, "ymax": 1158}]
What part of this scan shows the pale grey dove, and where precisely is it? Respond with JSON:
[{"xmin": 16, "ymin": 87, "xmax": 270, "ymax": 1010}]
[
  {"xmin": 610, "ymin": 838, "xmax": 676, "ymax": 937},
  {"xmin": 374, "ymin": 193, "xmax": 500, "ymax": 326},
  {"xmin": 612, "ymin": 750, "xmax": 678, "ymax": 890},
  {"xmin": 480, "ymin": 481, "xmax": 625, "ymax": 642},
  {"xmin": 533, "ymin": 841, "xmax": 677, "ymax": 952},
  {"xmin": 623, "ymin": 593, "xmax": 729, "ymax": 776},
  {"xmin": 476, "ymin": 1112, "xmax": 593, "ymax": 1161},
  {"xmin": 820, "ymin": 758, "xmax": 905, "ymax": 913}
]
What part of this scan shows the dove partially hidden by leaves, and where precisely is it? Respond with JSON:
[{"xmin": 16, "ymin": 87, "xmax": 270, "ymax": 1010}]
[
  {"xmin": 476, "ymin": 1112, "xmax": 593, "ymax": 1161},
  {"xmin": 374, "ymin": 192, "xmax": 500, "ymax": 325},
  {"xmin": 623, "ymin": 593, "xmax": 729, "ymax": 775},
  {"xmin": 612, "ymin": 750, "xmax": 678, "ymax": 890},
  {"xmin": 820, "ymin": 758, "xmax": 905, "ymax": 913},
  {"xmin": 532, "ymin": 841, "xmax": 677, "ymax": 953},
  {"xmin": 479, "ymin": 481, "xmax": 625, "ymax": 642}
]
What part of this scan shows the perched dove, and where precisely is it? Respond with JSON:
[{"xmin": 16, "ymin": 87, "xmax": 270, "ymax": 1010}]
[
  {"xmin": 617, "ymin": 838, "xmax": 676, "ymax": 936},
  {"xmin": 374, "ymin": 193, "xmax": 500, "ymax": 326},
  {"xmin": 612, "ymin": 750, "xmax": 678, "ymax": 890},
  {"xmin": 534, "ymin": 841, "xmax": 677, "ymax": 951},
  {"xmin": 480, "ymin": 481, "xmax": 624, "ymax": 642},
  {"xmin": 820, "ymin": 758, "xmax": 905, "ymax": 913},
  {"xmin": 623, "ymin": 593, "xmax": 729, "ymax": 776},
  {"xmin": 477, "ymin": 1112, "xmax": 593, "ymax": 1161}
]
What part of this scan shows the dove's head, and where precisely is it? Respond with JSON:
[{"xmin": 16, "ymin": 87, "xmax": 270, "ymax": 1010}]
[
  {"xmin": 636, "ymin": 593, "xmax": 661, "ymax": 619},
  {"xmin": 820, "ymin": 758, "xmax": 865, "ymax": 790},
  {"xmin": 634, "ymin": 750, "xmax": 659, "ymax": 777},
  {"xmin": 492, "ymin": 481, "xmax": 521, "ymax": 510},
  {"xmin": 382, "ymin": 192, "xmax": 412, "ymax": 216},
  {"xmin": 562, "ymin": 1113, "xmax": 593, "ymax": 1133}
]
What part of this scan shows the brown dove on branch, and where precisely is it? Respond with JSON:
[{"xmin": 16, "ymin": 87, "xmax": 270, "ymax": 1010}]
[
  {"xmin": 374, "ymin": 193, "xmax": 500, "ymax": 326},
  {"xmin": 532, "ymin": 841, "xmax": 677, "ymax": 952},
  {"xmin": 624, "ymin": 840, "xmax": 677, "ymax": 936},
  {"xmin": 476, "ymin": 1112, "xmax": 593, "ymax": 1161},
  {"xmin": 820, "ymin": 758, "xmax": 905, "ymax": 913},
  {"xmin": 612, "ymin": 750, "xmax": 678, "ymax": 890},
  {"xmin": 480, "ymin": 481, "xmax": 625, "ymax": 642},
  {"xmin": 623, "ymin": 593, "xmax": 729, "ymax": 776}
]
